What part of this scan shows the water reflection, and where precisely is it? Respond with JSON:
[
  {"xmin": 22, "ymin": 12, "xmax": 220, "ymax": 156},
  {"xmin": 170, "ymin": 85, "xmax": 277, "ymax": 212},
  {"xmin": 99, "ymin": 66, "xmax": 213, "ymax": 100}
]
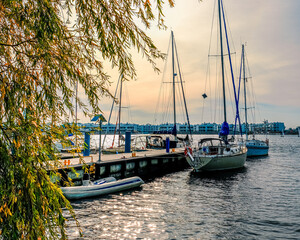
[{"xmin": 188, "ymin": 167, "xmax": 247, "ymax": 181}]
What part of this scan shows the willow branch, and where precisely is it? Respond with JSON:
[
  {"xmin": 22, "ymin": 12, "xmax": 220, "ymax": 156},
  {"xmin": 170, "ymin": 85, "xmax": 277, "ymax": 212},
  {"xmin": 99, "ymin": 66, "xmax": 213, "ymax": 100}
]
[{"xmin": 0, "ymin": 38, "xmax": 36, "ymax": 47}]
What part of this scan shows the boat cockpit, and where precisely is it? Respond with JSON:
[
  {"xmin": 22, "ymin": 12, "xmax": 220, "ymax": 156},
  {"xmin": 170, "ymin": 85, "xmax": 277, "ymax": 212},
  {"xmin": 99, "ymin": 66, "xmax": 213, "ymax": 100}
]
[{"xmin": 198, "ymin": 138, "xmax": 231, "ymax": 155}]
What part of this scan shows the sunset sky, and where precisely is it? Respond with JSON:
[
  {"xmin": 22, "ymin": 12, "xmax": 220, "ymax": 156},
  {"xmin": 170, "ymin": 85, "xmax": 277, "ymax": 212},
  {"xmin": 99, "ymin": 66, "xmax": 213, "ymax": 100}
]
[{"xmin": 78, "ymin": 0, "xmax": 300, "ymax": 128}]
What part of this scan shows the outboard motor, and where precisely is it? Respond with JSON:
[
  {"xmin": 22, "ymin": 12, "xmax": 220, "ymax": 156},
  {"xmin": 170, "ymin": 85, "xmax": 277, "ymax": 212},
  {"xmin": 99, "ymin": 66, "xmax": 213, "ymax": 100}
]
[{"xmin": 82, "ymin": 173, "xmax": 90, "ymax": 186}]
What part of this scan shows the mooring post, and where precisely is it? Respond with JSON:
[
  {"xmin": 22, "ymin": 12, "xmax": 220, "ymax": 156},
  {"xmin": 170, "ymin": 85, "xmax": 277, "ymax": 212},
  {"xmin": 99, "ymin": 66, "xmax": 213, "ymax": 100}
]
[
  {"xmin": 98, "ymin": 119, "xmax": 103, "ymax": 162},
  {"xmin": 166, "ymin": 137, "xmax": 170, "ymax": 153},
  {"xmin": 125, "ymin": 131, "xmax": 131, "ymax": 153}
]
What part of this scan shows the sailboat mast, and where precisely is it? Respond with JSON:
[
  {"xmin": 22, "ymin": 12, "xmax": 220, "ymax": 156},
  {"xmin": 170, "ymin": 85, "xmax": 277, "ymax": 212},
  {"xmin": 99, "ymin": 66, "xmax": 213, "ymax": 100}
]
[
  {"xmin": 218, "ymin": 0, "xmax": 227, "ymax": 123},
  {"xmin": 102, "ymin": 74, "xmax": 122, "ymax": 146},
  {"xmin": 242, "ymin": 44, "xmax": 248, "ymax": 140},
  {"xmin": 171, "ymin": 31, "xmax": 177, "ymax": 137},
  {"xmin": 75, "ymin": 80, "xmax": 78, "ymax": 146},
  {"xmin": 118, "ymin": 78, "xmax": 123, "ymax": 147}
]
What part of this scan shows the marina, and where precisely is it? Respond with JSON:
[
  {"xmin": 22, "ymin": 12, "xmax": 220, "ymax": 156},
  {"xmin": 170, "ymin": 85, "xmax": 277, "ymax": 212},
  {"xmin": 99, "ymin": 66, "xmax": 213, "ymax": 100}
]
[
  {"xmin": 1, "ymin": 0, "xmax": 300, "ymax": 239},
  {"xmin": 44, "ymin": 0, "xmax": 300, "ymax": 237},
  {"xmin": 65, "ymin": 135, "xmax": 300, "ymax": 239}
]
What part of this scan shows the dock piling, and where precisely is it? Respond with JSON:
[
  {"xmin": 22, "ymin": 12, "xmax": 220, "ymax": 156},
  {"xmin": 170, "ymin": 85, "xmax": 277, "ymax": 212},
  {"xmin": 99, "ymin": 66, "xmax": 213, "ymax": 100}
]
[
  {"xmin": 166, "ymin": 137, "xmax": 170, "ymax": 153},
  {"xmin": 125, "ymin": 131, "xmax": 131, "ymax": 153},
  {"xmin": 83, "ymin": 131, "xmax": 91, "ymax": 156}
]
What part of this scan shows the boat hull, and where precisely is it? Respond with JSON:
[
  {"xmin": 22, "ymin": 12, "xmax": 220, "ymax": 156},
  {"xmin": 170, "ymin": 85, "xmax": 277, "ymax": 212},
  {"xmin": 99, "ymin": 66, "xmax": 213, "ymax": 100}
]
[
  {"xmin": 61, "ymin": 176, "xmax": 144, "ymax": 200},
  {"xmin": 246, "ymin": 146, "xmax": 269, "ymax": 157},
  {"xmin": 246, "ymin": 140, "xmax": 269, "ymax": 157},
  {"xmin": 186, "ymin": 148, "xmax": 247, "ymax": 172}
]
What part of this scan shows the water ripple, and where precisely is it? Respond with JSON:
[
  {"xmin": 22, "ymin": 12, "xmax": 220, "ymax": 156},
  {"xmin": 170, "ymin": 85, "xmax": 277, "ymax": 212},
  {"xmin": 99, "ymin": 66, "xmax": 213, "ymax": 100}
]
[{"xmin": 66, "ymin": 135, "xmax": 300, "ymax": 239}]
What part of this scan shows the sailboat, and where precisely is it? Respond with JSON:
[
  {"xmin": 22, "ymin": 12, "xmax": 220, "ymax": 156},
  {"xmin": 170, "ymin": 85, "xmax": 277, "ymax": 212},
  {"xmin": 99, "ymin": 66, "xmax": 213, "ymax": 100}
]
[
  {"xmin": 240, "ymin": 44, "xmax": 269, "ymax": 157},
  {"xmin": 55, "ymin": 80, "xmax": 85, "ymax": 153},
  {"xmin": 102, "ymin": 75, "xmax": 147, "ymax": 153},
  {"xmin": 147, "ymin": 31, "xmax": 192, "ymax": 149},
  {"xmin": 185, "ymin": 0, "xmax": 247, "ymax": 171}
]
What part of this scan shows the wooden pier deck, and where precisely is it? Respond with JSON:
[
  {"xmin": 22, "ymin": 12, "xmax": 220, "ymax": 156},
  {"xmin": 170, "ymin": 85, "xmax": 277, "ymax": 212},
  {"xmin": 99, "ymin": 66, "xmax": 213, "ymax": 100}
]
[
  {"xmin": 56, "ymin": 148, "xmax": 184, "ymax": 166},
  {"xmin": 51, "ymin": 148, "xmax": 189, "ymax": 185}
]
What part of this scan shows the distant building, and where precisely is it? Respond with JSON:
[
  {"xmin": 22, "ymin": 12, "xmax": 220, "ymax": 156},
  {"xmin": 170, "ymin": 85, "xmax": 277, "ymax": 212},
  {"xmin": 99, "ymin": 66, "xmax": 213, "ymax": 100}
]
[
  {"xmin": 77, "ymin": 121, "xmax": 286, "ymax": 134},
  {"xmin": 194, "ymin": 123, "xmax": 218, "ymax": 133},
  {"xmin": 269, "ymin": 122, "xmax": 285, "ymax": 133},
  {"xmin": 178, "ymin": 123, "xmax": 194, "ymax": 133}
]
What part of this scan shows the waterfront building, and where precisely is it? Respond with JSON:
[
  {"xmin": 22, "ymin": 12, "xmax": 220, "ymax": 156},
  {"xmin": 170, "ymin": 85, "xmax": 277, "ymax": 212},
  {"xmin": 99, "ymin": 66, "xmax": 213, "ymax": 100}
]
[
  {"xmin": 178, "ymin": 123, "xmax": 194, "ymax": 133},
  {"xmin": 76, "ymin": 122, "xmax": 286, "ymax": 134},
  {"xmin": 194, "ymin": 123, "xmax": 218, "ymax": 133},
  {"xmin": 269, "ymin": 122, "xmax": 285, "ymax": 133}
]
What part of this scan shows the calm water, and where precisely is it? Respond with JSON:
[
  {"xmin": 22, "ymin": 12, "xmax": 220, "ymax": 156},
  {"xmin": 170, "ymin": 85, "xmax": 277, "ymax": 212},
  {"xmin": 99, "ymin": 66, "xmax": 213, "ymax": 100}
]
[{"xmin": 66, "ymin": 135, "xmax": 300, "ymax": 239}]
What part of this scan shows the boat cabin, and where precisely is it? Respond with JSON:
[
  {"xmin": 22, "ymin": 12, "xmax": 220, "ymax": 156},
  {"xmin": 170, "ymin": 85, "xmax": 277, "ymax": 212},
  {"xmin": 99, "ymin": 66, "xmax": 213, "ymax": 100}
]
[{"xmin": 198, "ymin": 138, "xmax": 229, "ymax": 155}]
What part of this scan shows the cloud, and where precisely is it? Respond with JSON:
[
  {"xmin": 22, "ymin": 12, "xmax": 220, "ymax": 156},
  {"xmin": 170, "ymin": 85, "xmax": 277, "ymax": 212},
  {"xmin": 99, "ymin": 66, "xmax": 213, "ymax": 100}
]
[{"xmin": 77, "ymin": 0, "xmax": 300, "ymax": 128}]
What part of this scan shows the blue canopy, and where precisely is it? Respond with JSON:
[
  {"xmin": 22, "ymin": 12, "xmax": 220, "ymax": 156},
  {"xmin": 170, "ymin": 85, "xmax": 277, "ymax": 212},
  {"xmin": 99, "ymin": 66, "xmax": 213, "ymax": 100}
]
[{"xmin": 219, "ymin": 121, "xmax": 229, "ymax": 136}]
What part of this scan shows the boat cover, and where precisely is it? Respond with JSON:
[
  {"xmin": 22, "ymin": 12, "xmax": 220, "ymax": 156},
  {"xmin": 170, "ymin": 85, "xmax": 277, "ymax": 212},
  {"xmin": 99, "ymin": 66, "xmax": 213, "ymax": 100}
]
[{"xmin": 219, "ymin": 121, "xmax": 229, "ymax": 136}]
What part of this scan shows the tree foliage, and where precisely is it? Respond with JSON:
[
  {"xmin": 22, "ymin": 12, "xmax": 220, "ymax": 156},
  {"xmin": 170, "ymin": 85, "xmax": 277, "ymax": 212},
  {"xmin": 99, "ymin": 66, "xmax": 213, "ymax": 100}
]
[{"xmin": 0, "ymin": 0, "xmax": 174, "ymax": 238}]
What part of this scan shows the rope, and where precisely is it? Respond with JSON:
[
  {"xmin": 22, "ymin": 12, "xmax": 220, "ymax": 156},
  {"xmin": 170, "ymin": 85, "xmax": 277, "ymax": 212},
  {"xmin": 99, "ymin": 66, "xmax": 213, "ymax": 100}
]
[
  {"xmin": 153, "ymin": 35, "xmax": 171, "ymax": 125},
  {"xmin": 174, "ymin": 38, "xmax": 193, "ymax": 136}
]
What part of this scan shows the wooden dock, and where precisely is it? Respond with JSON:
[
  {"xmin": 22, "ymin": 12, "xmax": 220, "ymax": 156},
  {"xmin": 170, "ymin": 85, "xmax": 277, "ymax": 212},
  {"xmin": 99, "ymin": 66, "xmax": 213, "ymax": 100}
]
[{"xmin": 51, "ymin": 148, "xmax": 189, "ymax": 185}]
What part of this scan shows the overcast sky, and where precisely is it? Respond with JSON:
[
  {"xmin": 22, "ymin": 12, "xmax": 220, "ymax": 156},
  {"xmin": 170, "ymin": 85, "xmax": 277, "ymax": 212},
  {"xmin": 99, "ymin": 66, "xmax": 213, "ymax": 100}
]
[{"xmin": 78, "ymin": 0, "xmax": 300, "ymax": 128}]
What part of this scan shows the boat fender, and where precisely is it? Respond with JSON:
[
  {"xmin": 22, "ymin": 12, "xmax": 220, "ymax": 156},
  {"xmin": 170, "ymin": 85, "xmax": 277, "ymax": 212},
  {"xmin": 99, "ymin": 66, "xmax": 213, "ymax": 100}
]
[
  {"xmin": 187, "ymin": 151, "xmax": 195, "ymax": 162},
  {"xmin": 184, "ymin": 147, "xmax": 193, "ymax": 156}
]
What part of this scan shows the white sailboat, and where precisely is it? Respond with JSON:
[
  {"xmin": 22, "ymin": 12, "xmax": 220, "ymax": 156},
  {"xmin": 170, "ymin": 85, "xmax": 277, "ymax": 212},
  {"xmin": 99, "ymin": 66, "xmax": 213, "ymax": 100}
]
[
  {"xmin": 240, "ymin": 44, "xmax": 269, "ymax": 157},
  {"xmin": 185, "ymin": 0, "xmax": 247, "ymax": 171},
  {"xmin": 102, "ymin": 75, "xmax": 147, "ymax": 153},
  {"xmin": 102, "ymin": 75, "xmax": 127, "ymax": 153},
  {"xmin": 148, "ymin": 31, "xmax": 192, "ymax": 149}
]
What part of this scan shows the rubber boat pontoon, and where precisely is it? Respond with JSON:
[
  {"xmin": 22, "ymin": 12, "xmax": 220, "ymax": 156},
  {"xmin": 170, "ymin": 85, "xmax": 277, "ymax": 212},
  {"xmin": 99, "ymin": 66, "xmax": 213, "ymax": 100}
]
[{"xmin": 61, "ymin": 174, "xmax": 144, "ymax": 200}]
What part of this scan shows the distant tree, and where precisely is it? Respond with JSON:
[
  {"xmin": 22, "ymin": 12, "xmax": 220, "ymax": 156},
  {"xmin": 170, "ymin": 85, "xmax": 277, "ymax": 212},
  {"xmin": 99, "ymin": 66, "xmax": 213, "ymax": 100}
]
[{"xmin": 0, "ymin": 0, "xmax": 174, "ymax": 239}]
